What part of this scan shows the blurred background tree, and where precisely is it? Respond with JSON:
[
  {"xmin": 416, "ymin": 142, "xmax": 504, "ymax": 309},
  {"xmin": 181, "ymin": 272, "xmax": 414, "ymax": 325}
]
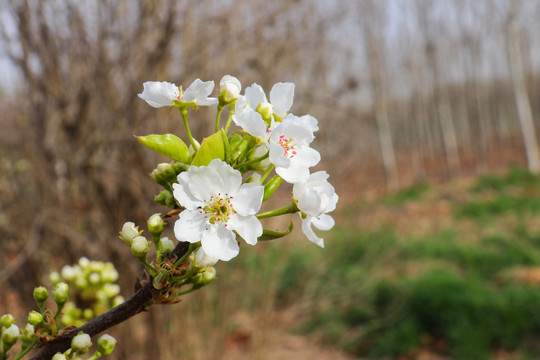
[{"xmin": 1, "ymin": 0, "xmax": 540, "ymax": 359}]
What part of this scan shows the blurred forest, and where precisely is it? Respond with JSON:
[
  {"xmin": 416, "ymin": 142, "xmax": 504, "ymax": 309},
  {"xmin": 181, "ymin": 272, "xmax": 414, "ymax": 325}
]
[{"xmin": 1, "ymin": 0, "xmax": 540, "ymax": 359}]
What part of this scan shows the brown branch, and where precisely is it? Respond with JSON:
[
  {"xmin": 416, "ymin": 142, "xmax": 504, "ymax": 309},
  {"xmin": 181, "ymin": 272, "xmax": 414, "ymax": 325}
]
[{"xmin": 30, "ymin": 242, "xmax": 189, "ymax": 360}]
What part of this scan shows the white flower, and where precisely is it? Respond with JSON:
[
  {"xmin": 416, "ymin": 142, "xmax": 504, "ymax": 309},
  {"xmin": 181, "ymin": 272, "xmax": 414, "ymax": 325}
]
[
  {"xmin": 293, "ymin": 171, "xmax": 339, "ymax": 247},
  {"xmin": 138, "ymin": 81, "xmax": 181, "ymax": 108},
  {"xmin": 268, "ymin": 114, "xmax": 321, "ymax": 183},
  {"xmin": 219, "ymin": 75, "xmax": 242, "ymax": 102},
  {"xmin": 233, "ymin": 82, "xmax": 295, "ymax": 140},
  {"xmin": 138, "ymin": 79, "xmax": 218, "ymax": 108},
  {"xmin": 172, "ymin": 159, "xmax": 264, "ymax": 261}
]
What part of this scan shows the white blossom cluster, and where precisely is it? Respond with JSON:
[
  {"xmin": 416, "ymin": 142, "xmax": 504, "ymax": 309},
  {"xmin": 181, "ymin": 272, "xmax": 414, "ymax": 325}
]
[{"xmin": 138, "ymin": 76, "xmax": 338, "ymax": 261}]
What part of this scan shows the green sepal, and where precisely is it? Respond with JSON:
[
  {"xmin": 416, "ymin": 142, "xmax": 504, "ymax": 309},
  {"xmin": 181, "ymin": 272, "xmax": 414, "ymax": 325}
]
[
  {"xmin": 228, "ymin": 132, "xmax": 257, "ymax": 165},
  {"xmin": 136, "ymin": 134, "xmax": 192, "ymax": 163},
  {"xmin": 154, "ymin": 190, "xmax": 177, "ymax": 208},
  {"xmin": 192, "ymin": 130, "xmax": 227, "ymax": 166},
  {"xmin": 263, "ymin": 175, "xmax": 283, "ymax": 201},
  {"xmin": 258, "ymin": 221, "xmax": 294, "ymax": 241}
]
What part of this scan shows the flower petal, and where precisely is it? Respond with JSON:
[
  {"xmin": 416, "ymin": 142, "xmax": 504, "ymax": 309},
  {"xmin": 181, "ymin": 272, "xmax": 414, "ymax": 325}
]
[
  {"xmin": 294, "ymin": 187, "xmax": 322, "ymax": 216},
  {"xmin": 228, "ymin": 214, "xmax": 262, "ymax": 245},
  {"xmin": 270, "ymin": 82, "xmax": 295, "ymax": 117},
  {"xmin": 173, "ymin": 172, "xmax": 204, "ymax": 209},
  {"xmin": 276, "ymin": 164, "xmax": 309, "ymax": 183},
  {"xmin": 245, "ymin": 83, "xmax": 267, "ymax": 108},
  {"xmin": 300, "ymin": 215, "xmax": 325, "ymax": 248},
  {"xmin": 174, "ymin": 210, "xmax": 206, "ymax": 243},
  {"xmin": 183, "ymin": 79, "xmax": 218, "ymax": 106},
  {"xmin": 208, "ymin": 158, "xmax": 242, "ymax": 195},
  {"xmin": 312, "ymin": 214, "xmax": 335, "ymax": 231},
  {"xmin": 235, "ymin": 110, "xmax": 268, "ymax": 139},
  {"xmin": 231, "ymin": 182, "xmax": 264, "ymax": 216},
  {"xmin": 269, "ymin": 142, "xmax": 291, "ymax": 168},
  {"xmin": 292, "ymin": 146, "xmax": 321, "ymax": 167},
  {"xmin": 138, "ymin": 81, "xmax": 179, "ymax": 108},
  {"xmin": 187, "ymin": 166, "xmax": 224, "ymax": 201},
  {"xmin": 201, "ymin": 224, "xmax": 239, "ymax": 261}
]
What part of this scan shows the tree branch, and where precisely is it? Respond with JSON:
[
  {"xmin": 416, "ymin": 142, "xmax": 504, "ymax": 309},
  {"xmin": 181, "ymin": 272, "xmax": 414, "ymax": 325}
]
[{"xmin": 30, "ymin": 242, "xmax": 189, "ymax": 360}]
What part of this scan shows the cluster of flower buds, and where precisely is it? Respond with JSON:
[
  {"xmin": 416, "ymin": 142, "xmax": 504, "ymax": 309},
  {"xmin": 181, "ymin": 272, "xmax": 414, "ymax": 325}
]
[
  {"xmin": 136, "ymin": 75, "xmax": 338, "ymax": 264},
  {"xmin": 51, "ymin": 332, "xmax": 116, "ymax": 359},
  {"xmin": 49, "ymin": 258, "xmax": 123, "ymax": 327}
]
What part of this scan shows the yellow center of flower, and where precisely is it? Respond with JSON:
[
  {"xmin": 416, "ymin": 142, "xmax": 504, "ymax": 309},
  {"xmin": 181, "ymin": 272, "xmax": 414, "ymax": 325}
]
[{"xmin": 200, "ymin": 193, "xmax": 236, "ymax": 225}]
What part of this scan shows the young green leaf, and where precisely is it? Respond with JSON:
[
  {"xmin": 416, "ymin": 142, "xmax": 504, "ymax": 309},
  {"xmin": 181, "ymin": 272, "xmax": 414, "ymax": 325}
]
[
  {"xmin": 136, "ymin": 134, "xmax": 192, "ymax": 163},
  {"xmin": 192, "ymin": 130, "xmax": 227, "ymax": 166}
]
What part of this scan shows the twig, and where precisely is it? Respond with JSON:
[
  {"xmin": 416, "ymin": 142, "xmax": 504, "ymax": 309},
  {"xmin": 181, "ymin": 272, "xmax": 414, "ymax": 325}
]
[{"xmin": 30, "ymin": 242, "xmax": 189, "ymax": 360}]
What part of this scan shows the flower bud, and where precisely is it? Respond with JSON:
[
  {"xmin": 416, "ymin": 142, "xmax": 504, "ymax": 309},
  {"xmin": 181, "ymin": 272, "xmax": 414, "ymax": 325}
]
[
  {"xmin": 83, "ymin": 309, "xmax": 94, "ymax": 320},
  {"xmin": 97, "ymin": 334, "xmax": 117, "ymax": 355},
  {"xmin": 60, "ymin": 265, "xmax": 77, "ymax": 281},
  {"xmin": 88, "ymin": 272, "xmax": 101, "ymax": 285},
  {"xmin": 71, "ymin": 332, "xmax": 92, "ymax": 354},
  {"xmin": 112, "ymin": 296, "xmax": 124, "ymax": 308},
  {"xmin": 52, "ymin": 354, "xmax": 67, "ymax": 360},
  {"xmin": 2, "ymin": 324, "xmax": 20, "ymax": 347},
  {"xmin": 103, "ymin": 284, "xmax": 120, "ymax": 298},
  {"xmin": 53, "ymin": 282, "xmax": 69, "ymax": 306},
  {"xmin": 49, "ymin": 271, "xmax": 61, "ymax": 284},
  {"xmin": 101, "ymin": 263, "xmax": 119, "ymax": 283},
  {"xmin": 22, "ymin": 323, "xmax": 36, "ymax": 344},
  {"xmin": 155, "ymin": 190, "xmax": 176, "ymax": 208},
  {"xmin": 131, "ymin": 236, "xmax": 149, "ymax": 259},
  {"xmin": 28, "ymin": 311, "xmax": 43, "ymax": 326},
  {"xmin": 219, "ymin": 75, "xmax": 241, "ymax": 103},
  {"xmin": 148, "ymin": 213, "xmax": 164, "ymax": 237},
  {"xmin": 158, "ymin": 237, "xmax": 175, "ymax": 254},
  {"xmin": 0, "ymin": 314, "xmax": 15, "ymax": 328},
  {"xmin": 193, "ymin": 248, "xmax": 218, "ymax": 268},
  {"xmin": 120, "ymin": 222, "xmax": 140, "ymax": 245},
  {"xmin": 33, "ymin": 287, "xmax": 49, "ymax": 308},
  {"xmin": 78, "ymin": 257, "xmax": 90, "ymax": 267},
  {"xmin": 256, "ymin": 101, "xmax": 273, "ymax": 123},
  {"xmin": 194, "ymin": 267, "xmax": 216, "ymax": 286}
]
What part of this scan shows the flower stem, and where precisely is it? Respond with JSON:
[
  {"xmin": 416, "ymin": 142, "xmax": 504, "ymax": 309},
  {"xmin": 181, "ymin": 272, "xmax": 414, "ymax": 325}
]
[
  {"xmin": 257, "ymin": 203, "xmax": 298, "ymax": 219},
  {"xmin": 139, "ymin": 258, "xmax": 157, "ymax": 278},
  {"xmin": 224, "ymin": 105, "xmax": 235, "ymax": 134},
  {"xmin": 236, "ymin": 151, "xmax": 269, "ymax": 169},
  {"xmin": 215, "ymin": 105, "xmax": 224, "ymax": 133},
  {"xmin": 14, "ymin": 340, "xmax": 39, "ymax": 360},
  {"xmin": 180, "ymin": 107, "xmax": 198, "ymax": 151},
  {"xmin": 260, "ymin": 164, "xmax": 275, "ymax": 184},
  {"xmin": 173, "ymin": 243, "xmax": 199, "ymax": 268}
]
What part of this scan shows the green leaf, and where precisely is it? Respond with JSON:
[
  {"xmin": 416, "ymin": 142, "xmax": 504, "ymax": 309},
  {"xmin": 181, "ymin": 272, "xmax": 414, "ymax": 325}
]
[
  {"xmin": 136, "ymin": 134, "xmax": 191, "ymax": 163},
  {"xmin": 192, "ymin": 130, "xmax": 227, "ymax": 166},
  {"xmin": 258, "ymin": 221, "xmax": 294, "ymax": 241}
]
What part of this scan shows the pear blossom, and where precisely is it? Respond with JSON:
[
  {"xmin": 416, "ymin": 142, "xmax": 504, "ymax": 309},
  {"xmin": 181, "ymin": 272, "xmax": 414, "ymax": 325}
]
[
  {"xmin": 219, "ymin": 75, "xmax": 242, "ymax": 102},
  {"xmin": 268, "ymin": 114, "xmax": 321, "ymax": 183},
  {"xmin": 172, "ymin": 159, "xmax": 264, "ymax": 261},
  {"xmin": 293, "ymin": 171, "xmax": 339, "ymax": 247},
  {"xmin": 233, "ymin": 82, "xmax": 295, "ymax": 140},
  {"xmin": 137, "ymin": 81, "xmax": 181, "ymax": 108},
  {"xmin": 138, "ymin": 79, "xmax": 218, "ymax": 108}
]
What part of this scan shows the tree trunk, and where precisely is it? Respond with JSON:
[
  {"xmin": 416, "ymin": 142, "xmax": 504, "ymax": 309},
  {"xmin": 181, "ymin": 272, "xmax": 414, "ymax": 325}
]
[{"xmin": 507, "ymin": 0, "xmax": 540, "ymax": 173}]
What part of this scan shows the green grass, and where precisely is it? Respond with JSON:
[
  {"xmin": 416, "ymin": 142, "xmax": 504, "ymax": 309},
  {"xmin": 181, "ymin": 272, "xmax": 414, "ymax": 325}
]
[{"xmin": 270, "ymin": 167, "xmax": 540, "ymax": 359}]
